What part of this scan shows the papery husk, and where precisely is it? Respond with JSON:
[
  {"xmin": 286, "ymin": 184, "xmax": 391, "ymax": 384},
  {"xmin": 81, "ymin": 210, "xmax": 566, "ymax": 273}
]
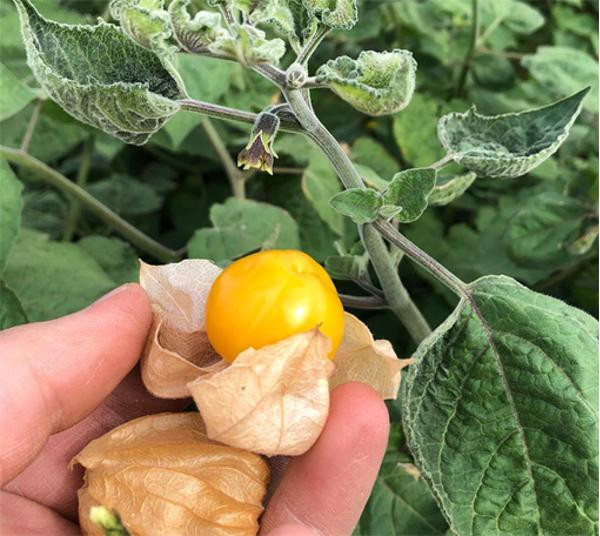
[
  {"xmin": 139, "ymin": 260, "xmax": 226, "ymax": 398},
  {"xmin": 74, "ymin": 413, "xmax": 270, "ymax": 536},
  {"xmin": 329, "ymin": 313, "xmax": 411, "ymax": 399},
  {"xmin": 189, "ymin": 330, "xmax": 335, "ymax": 457}
]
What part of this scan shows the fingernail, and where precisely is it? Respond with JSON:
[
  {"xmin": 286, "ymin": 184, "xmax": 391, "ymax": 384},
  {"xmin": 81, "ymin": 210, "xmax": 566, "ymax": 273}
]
[{"xmin": 91, "ymin": 284, "xmax": 132, "ymax": 307}]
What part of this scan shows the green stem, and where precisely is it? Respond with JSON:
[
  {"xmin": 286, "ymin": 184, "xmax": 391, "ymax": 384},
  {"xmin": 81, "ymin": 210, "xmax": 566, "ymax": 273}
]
[
  {"xmin": 0, "ymin": 145, "xmax": 180, "ymax": 263},
  {"xmin": 200, "ymin": 117, "xmax": 246, "ymax": 198},
  {"xmin": 62, "ymin": 135, "xmax": 94, "ymax": 241},
  {"xmin": 455, "ymin": 0, "xmax": 479, "ymax": 97},
  {"xmin": 296, "ymin": 25, "xmax": 330, "ymax": 65},
  {"xmin": 20, "ymin": 99, "xmax": 42, "ymax": 152},
  {"xmin": 283, "ymin": 88, "xmax": 432, "ymax": 343},
  {"xmin": 339, "ymin": 293, "xmax": 387, "ymax": 310}
]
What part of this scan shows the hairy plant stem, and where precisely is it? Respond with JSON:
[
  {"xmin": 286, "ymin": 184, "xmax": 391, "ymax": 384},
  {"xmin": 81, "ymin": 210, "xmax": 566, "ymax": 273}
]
[
  {"xmin": 339, "ymin": 294, "xmax": 387, "ymax": 310},
  {"xmin": 296, "ymin": 25, "xmax": 330, "ymax": 65},
  {"xmin": 0, "ymin": 145, "xmax": 180, "ymax": 263},
  {"xmin": 62, "ymin": 134, "xmax": 95, "ymax": 241},
  {"xmin": 455, "ymin": 0, "xmax": 479, "ymax": 97},
  {"xmin": 283, "ymin": 88, "xmax": 432, "ymax": 343},
  {"xmin": 200, "ymin": 117, "xmax": 246, "ymax": 198}
]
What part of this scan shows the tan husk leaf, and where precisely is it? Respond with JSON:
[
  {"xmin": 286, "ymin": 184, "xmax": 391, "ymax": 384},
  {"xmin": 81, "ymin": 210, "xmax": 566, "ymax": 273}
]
[
  {"xmin": 74, "ymin": 413, "xmax": 270, "ymax": 536},
  {"xmin": 330, "ymin": 313, "xmax": 411, "ymax": 399},
  {"xmin": 139, "ymin": 260, "xmax": 225, "ymax": 398},
  {"xmin": 189, "ymin": 329, "xmax": 335, "ymax": 457}
]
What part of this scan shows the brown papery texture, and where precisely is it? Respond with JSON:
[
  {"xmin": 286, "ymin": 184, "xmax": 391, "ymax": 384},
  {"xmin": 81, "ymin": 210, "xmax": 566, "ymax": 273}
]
[
  {"xmin": 74, "ymin": 413, "xmax": 270, "ymax": 536},
  {"xmin": 139, "ymin": 260, "xmax": 225, "ymax": 398},
  {"xmin": 329, "ymin": 313, "xmax": 411, "ymax": 399},
  {"xmin": 190, "ymin": 330, "xmax": 335, "ymax": 457}
]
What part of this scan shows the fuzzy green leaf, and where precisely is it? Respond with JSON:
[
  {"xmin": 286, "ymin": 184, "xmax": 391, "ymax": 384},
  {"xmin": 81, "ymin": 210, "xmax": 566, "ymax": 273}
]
[
  {"xmin": 187, "ymin": 198, "xmax": 300, "ymax": 262},
  {"xmin": 14, "ymin": 0, "xmax": 184, "ymax": 145},
  {"xmin": 211, "ymin": 24, "xmax": 286, "ymax": 65},
  {"xmin": 402, "ymin": 275, "xmax": 598, "ymax": 535},
  {"xmin": 382, "ymin": 168, "xmax": 436, "ymax": 223},
  {"xmin": 429, "ymin": 171, "xmax": 477, "ymax": 206},
  {"xmin": 329, "ymin": 188, "xmax": 382, "ymax": 224},
  {"xmin": 522, "ymin": 46, "xmax": 598, "ymax": 113},
  {"xmin": 316, "ymin": 49, "xmax": 416, "ymax": 116},
  {"xmin": 168, "ymin": 0, "xmax": 227, "ymax": 53},
  {"xmin": 110, "ymin": 0, "xmax": 174, "ymax": 55},
  {"xmin": 324, "ymin": 252, "xmax": 368, "ymax": 282},
  {"xmin": 304, "ymin": 0, "xmax": 357, "ymax": 29},
  {"xmin": 0, "ymin": 158, "xmax": 23, "ymax": 273},
  {"xmin": 438, "ymin": 88, "xmax": 589, "ymax": 177},
  {"xmin": 0, "ymin": 280, "xmax": 28, "ymax": 330},
  {"xmin": 0, "ymin": 62, "xmax": 37, "ymax": 121}
]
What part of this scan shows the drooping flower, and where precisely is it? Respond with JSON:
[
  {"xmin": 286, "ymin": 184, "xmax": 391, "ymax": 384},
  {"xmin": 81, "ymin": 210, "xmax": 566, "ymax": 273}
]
[{"xmin": 237, "ymin": 111, "xmax": 280, "ymax": 174}]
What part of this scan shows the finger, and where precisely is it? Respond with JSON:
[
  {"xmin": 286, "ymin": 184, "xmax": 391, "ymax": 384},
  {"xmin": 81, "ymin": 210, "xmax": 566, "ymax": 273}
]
[
  {"xmin": 261, "ymin": 382, "xmax": 389, "ymax": 536},
  {"xmin": 5, "ymin": 367, "xmax": 187, "ymax": 521},
  {"xmin": 0, "ymin": 284, "xmax": 153, "ymax": 484},
  {"xmin": 0, "ymin": 492, "xmax": 79, "ymax": 535}
]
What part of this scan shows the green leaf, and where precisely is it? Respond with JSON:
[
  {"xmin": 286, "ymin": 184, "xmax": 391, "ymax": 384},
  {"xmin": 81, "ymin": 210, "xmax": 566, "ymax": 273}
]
[
  {"xmin": 168, "ymin": 0, "xmax": 227, "ymax": 53},
  {"xmin": 329, "ymin": 188, "xmax": 381, "ymax": 225},
  {"xmin": 352, "ymin": 137, "xmax": 399, "ymax": 181},
  {"xmin": 522, "ymin": 46, "xmax": 598, "ymax": 113},
  {"xmin": 355, "ymin": 163, "xmax": 389, "ymax": 191},
  {"xmin": 86, "ymin": 174, "xmax": 162, "ymax": 216},
  {"xmin": 507, "ymin": 191, "xmax": 586, "ymax": 266},
  {"xmin": 78, "ymin": 236, "xmax": 139, "ymax": 285},
  {"xmin": 302, "ymin": 151, "xmax": 344, "ymax": 235},
  {"xmin": 324, "ymin": 252, "xmax": 368, "ymax": 282},
  {"xmin": 110, "ymin": 0, "xmax": 174, "ymax": 55},
  {"xmin": 429, "ymin": 171, "xmax": 477, "ymax": 206},
  {"xmin": 3, "ymin": 230, "xmax": 115, "ymax": 322},
  {"xmin": 438, "ymin": 89, "xmax": 589, "ymax": 178},
  {"xmin": 0, "ymin": 62, "xmax": 37, "ymax": 121},
  {"xmin": 187, "ymin": 197, "xmax": 300, "ymax": 262},
  {"xmin": 14, "ymin": 0, "xmax": 184, "ymax": 144},
  {"xmin": 0, "ymin": 280, "xmax": 27, "ymax": 329},
  {"xmin": 402, "ymin": 275, "xmax": 598, "ymax": 535},
  {"xmin": 304, "ymin": 0, "xmax": 357, "ymax": 29},
  {"xmin": 316, "ymin": 49, "xmax": 416, "ymax": 116},
  {"xmin": 358, "ymin": 425, "xmax": 448, "ymax": 535},
  {"xmin": 212, "ymin": 24, "xmax": 286, "ymax": 65},
  {"xmin": 382, "ymin": 168, "xmax": 436, "ymax": 223},
  {"xmin": 21, "ymin": 190, "xmax": 68, "ymax": 239},
  {"xmin": 0, "ymin": 158, "xmax": 23, "ymax": 273}
]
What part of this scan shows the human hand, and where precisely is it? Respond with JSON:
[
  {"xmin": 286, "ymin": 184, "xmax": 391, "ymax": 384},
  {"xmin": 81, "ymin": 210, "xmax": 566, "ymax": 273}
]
[{"xmin": 0, "ymin": 284, "xmax": 389, "ymax": 536}]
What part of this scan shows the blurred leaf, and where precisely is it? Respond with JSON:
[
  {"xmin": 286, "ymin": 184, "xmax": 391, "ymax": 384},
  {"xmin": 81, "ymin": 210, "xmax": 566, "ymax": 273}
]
[
  {"xmin": 0, "ymin": 280, "xmax": 28, "ymax": 329},
  {"xmin": 0, "ymin": 103, "xmax": 88, "ymax": 162},
  {"xmin": 0, "ymin": 158, "xmax": 23, "ymax": 273},
  {"xmin": 21, "ymin": 189, "xmax": 68, "ymax": 238},
  {"xmin": 87, "ymin": 174, "xmax": 162, "ymax": 216},
  {"xmin": 352, "ymin": 137, "xmax": 398, "ymax": 180},
  {"xmin": 187, "ymin": 197, "xmax": 300, "ymax": 262},
  {"xmin": 381, "ymin": 167, "xmax": 436, "ymax": 222},
  {"xmin": 0, "ymin": 63, "xmax": 37, "ymax": 121},
  {"xmin": 439, "ymin": 89, "xmax": 589, "ymax": 177},
  {"xmin": 429, "ymin": 171, "xmax": 477, "ymax": 206},
  {"xmin": 329, "ymin": 188, "xmax": 381, "ymax": 224},
  {"xmin": 14, "ymin": 0, "xmax": 184, "ymax": 144},
  {"xmin": 302, "ymin": 151, "xmax": 344, "ymax": 235},
  {"xmin": 317, "ymin": 49, "xmax": 416, "ymax": 116},
  {"xmin": 305, "ymin": 0, "xmax": 357, "ymax": 29},
  {"xmin": 3, "ymin": 230, "xmax": 115, "ymax": 322},
  {"xmin": 522, "ymin": 46, "xmax": 598, "ymax": 113},
  {"xmin": 78, "ymin": 236, "xmax": 140, "ymax": 285},
  {"xmin": 568, "ymin": 225, "xmax": 599, "ymax": 256},
  {"xmin": 402, "ymin": 275, "xmax": 598, "ymax": 535},
  {"xmin": 356, "ymin": 425, "xmax": 447, "ymax": 535},
  {"xmin": 508, "ymin": 191, "xmax": 587, "ymax": 266}
]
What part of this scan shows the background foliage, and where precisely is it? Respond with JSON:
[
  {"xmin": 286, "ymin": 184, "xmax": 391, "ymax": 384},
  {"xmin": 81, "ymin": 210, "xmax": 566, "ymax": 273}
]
[{"xmin": 1, "ymin": 0, "xmax": 598, "ymax": 533}]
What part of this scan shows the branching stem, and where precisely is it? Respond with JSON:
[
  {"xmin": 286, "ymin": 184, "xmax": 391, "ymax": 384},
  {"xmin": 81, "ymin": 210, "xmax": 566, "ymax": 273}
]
[
  {"xmin": 296, "ymin": 25, "xmax": 330, "ymax": 65},
  {"xmin": 0, "ymin": 145, "xmax": 180, "ymax": 263}
]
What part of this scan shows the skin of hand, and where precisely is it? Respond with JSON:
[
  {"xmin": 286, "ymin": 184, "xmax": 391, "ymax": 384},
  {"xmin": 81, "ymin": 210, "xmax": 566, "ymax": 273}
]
[{"xmin": 0, "ymin": 284, "xmax": 390, "ymax": 536}]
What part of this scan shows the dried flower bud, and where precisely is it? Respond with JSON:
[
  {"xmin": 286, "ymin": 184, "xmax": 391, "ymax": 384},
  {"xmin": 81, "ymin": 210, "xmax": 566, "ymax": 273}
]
[{"xmin": 237, "ymin": 112, "xmax": 280, "ymax": 174}]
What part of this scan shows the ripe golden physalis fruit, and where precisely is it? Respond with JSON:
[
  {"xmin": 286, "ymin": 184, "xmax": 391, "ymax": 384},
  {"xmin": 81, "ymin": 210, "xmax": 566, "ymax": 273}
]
[
  {"xmin": 205, "ymin": 249, "xmax": 345, "ymax": 362},
  {"xmin": 73, "ymin": 413, "xmax": 270, "ymax": 536}
]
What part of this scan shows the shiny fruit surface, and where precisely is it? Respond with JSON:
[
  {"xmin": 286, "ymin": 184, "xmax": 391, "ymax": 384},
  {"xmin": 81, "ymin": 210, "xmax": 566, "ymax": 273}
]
[{"xmin": 205, "ymin": 249, "xmax": 345, "ymax": 362}]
